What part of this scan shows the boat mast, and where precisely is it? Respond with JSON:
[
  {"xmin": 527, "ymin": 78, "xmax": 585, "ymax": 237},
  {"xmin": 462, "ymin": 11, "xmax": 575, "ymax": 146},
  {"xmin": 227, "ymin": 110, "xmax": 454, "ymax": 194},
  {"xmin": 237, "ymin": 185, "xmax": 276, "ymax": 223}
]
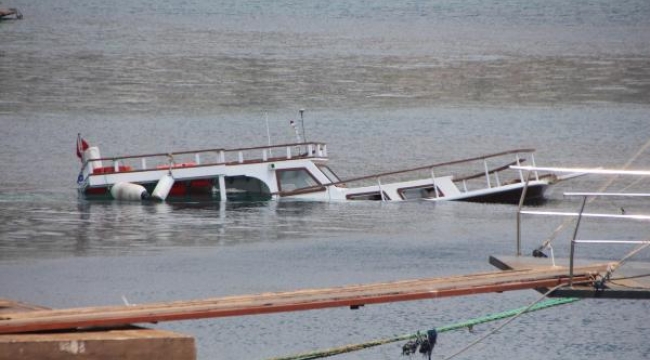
[
  {"xmin": 299, "ymin": 109, "xmax": 306, "ymax": 142},
  {"xmin": 265, "ymin": 112, "xmax": 272, "ymax": 147}
]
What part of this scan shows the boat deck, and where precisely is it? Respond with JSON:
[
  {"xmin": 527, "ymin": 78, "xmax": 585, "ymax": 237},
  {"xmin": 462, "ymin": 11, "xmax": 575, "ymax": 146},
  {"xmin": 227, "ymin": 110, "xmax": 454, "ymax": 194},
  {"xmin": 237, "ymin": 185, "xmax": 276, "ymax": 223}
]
[{"xmin": 490, "ymin": 255, "xmax": 650, "ymax": 299}]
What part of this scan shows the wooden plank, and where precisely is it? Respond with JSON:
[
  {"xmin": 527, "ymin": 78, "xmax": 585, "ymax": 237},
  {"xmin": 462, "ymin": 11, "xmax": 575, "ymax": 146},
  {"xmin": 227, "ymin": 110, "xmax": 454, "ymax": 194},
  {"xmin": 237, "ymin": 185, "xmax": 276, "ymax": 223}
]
[
  {"xmin": 0, "ymin": 265, "xmax": 609, "ymax": 334},
  {"xmin": 0, "ymin": 299, "xmax": 197, "ymax": 360},
  {"xmin": 0, "ymin": 299, "xmax": 50, "ymax": 314},
  {"xmin": 0, "ymin": 328, "xmax": 196, "ymax": 360}
]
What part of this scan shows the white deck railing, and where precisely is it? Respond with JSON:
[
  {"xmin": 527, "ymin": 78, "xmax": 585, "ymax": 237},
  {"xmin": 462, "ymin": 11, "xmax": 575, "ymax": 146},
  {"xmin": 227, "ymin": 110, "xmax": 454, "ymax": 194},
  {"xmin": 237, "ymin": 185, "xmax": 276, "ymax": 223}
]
[
  {"xmin": 278, "ymin": 148, "xmax": 541, "ymax": 197},
  {"xmin": 81, "ymin": 142, "xmax": 327, "ymax": 175}
]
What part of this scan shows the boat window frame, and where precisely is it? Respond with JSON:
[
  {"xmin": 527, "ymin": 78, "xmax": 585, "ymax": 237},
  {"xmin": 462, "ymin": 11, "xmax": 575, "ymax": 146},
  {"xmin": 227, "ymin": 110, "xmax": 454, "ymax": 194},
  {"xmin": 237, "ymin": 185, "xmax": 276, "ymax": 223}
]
[
  {"xmin": 276, "ymin": 167, "xmax": 323, "ymax": 193},
  {"xmin": 397, "ymin": 185, "xmax": 445, "ymax": 200},
  {"xmin": 345, "ymin": 190, "xmax": 390, "ymax": 201},
  {"xmin": 316, "ymin": 164, "xmax": 342, "ymax": 184},
  {"xmin": 223, "ymin": 175, "xmax": 272, "ymax": 201}
]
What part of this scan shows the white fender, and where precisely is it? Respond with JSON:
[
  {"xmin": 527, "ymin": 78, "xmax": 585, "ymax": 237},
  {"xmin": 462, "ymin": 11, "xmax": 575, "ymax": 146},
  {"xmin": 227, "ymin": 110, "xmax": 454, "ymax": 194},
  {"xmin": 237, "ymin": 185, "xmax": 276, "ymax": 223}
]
[
  {"xmin": 152, "ymin": 174, "xmax": 175, "ymax": 201},
  {"xmin": 110, "ymin": 182, "xmax": 149, "ymax": 201}
]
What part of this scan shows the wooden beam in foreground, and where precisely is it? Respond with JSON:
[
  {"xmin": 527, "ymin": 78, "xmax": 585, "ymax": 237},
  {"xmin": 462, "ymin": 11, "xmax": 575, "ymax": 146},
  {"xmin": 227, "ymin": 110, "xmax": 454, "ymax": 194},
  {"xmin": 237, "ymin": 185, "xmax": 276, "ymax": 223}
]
[
  {"xmin": 0, "ymin": 264, "xmax": 609, "ymax": 334},
  {"xmin": 0, "ymin": 299, "xmax": 197, "ymax": 360}
]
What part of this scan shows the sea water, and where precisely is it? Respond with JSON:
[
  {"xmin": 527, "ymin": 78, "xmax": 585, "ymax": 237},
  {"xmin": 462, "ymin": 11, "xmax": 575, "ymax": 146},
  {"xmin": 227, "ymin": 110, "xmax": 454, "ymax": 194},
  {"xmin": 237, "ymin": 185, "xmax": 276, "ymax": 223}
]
[{"xmin": 1, "ymin": 1, "xmax": 650, "ymax": 359}]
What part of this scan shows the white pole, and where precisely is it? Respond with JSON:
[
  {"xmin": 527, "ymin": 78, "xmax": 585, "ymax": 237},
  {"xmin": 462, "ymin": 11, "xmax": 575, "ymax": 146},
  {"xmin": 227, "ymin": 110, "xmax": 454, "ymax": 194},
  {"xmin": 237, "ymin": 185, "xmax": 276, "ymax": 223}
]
[
  {"xmin": 299, "ymin": 109, "xmax": 306, "ymax": 142},
  {"xmin": 219, "ymin": 175, "xmax": 227, "ymax": 202},
  {"xmin": 265, "ymin": 113, "xmax": 272, "ymax": 146},
  {"xmin": 290, "ymin": 120, "xmax": 301, "ymax": 143},
  {"xmin": 265, "ymin": 113, "xmax": 273, "ymax": 157}
]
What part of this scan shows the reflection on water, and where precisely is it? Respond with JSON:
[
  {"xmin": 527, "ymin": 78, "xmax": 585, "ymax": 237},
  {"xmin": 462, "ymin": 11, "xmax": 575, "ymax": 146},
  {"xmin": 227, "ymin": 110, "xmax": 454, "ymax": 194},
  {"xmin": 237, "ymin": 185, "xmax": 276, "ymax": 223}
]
[
  {"xmin": 1, "ymin": 196, "xmax": 442, "ymax": 259},
  {"xmin": 2, "ymin": 190, "xmax": 649, "ymax": 265}
]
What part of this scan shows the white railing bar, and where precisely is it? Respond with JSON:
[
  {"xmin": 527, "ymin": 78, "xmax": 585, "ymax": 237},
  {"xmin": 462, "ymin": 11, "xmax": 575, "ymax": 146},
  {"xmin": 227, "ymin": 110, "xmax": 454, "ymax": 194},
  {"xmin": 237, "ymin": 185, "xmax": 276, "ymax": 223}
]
[
  {"xmin": 564, "ymin": 192, "xmax": 650, "ymax": 197},
  {"xmin": 377, "ymin": 177, "xmax": 385, "ymax": 201},
  {"xmin": 520, "ymin": 210, "xmax": 650, "ymax": 221},
  {"xmin": 91, "ymin": 142, "xmax": 328, "ymax": 164},
  {"xmin": 515, "ymin": 155, "xmax": 524, "ymax": 183},
  {"xmin": 511, "ymin": 165, "xmax": 650, "ymax": 176},
  {"xmin": 530, "ymin": 154, "xmax": 540, "ymax": 180},
  {"xmin": 574, "ymin": 240, "xmax": 650, "ymax": 244},
  {"xmin": 483, "ymin": 160, "xmax": 491, "ymax": 188},
  {"xmin": 430, "ymin": 168, "xmax": 440, "ymax": 198}
]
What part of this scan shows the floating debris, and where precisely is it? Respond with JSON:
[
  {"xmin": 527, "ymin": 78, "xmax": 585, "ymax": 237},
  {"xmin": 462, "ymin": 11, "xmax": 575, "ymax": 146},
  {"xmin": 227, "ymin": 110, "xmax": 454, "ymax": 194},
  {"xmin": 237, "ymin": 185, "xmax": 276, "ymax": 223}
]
[{"xmin": 0, "ymin": 7, "xmax": 22, "ymax": 20}]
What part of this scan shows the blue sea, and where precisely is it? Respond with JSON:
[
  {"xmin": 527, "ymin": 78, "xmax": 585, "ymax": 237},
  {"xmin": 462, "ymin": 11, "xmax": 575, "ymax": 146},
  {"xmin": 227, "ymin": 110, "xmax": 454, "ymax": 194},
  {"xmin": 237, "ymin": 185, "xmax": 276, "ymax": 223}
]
[{"xmin": 1, "ymin": 1, "xmax": 650, "ymax": 359}]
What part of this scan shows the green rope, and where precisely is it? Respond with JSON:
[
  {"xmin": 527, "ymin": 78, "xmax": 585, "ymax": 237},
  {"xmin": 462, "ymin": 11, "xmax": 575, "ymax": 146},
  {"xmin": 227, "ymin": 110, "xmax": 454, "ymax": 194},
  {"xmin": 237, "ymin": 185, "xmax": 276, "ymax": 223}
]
[{"xmin": 267, "ymin": 297, "xmax": 579, "ymax": 360}]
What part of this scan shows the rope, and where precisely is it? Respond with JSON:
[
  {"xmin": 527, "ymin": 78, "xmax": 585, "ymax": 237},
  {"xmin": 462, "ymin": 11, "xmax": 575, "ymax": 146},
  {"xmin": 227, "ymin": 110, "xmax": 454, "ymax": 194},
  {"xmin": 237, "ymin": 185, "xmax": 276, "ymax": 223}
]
[
  {"xmin": 608, "ymin": 272, "xmax": 650, "ymax": 289},
  {"xmin": 616, "ymin": 241, "xmax": 650, "ymax": 268},
  {"xmin": 267, "ymin": 297, "xmax": 579, "ymax": 360},
  {"xmin": 442, "ymin": 284, "xmax": 568, "ymax": 360},
  {"xmin": 537, "ymin": 137, "xmax": 650, "ymax": 251},
  {"xmin": 597, "ymin": 240, "xmax": 650, "ymax": 288}
]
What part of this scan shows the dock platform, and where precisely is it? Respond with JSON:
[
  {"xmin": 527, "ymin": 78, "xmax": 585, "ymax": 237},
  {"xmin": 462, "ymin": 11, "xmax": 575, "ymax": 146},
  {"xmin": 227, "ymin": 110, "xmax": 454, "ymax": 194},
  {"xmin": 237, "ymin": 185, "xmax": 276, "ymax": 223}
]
[{"xmin": 490, "ymin": 255, "xmax": 650, "ymax": 299}]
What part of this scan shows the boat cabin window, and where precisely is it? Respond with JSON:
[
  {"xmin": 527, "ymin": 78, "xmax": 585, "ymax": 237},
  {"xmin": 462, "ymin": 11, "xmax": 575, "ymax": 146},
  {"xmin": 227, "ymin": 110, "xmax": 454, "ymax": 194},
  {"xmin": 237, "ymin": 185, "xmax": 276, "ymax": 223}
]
[
  {"xmin": 399, "ymin": 186, "xmax": 443, "ymax": 200},
  {"xmin": 277, "ymin": 168, "xmax": 320, "ymax": 192},
  {"xmin": 346, "ymin": 191, "xmax": 389, "ymax": 201},
  {"xmin": 223, "ymin": 175, "xmax": 272, "ymax": 201},
  {"xmin": 317, "ymin": 165, "xmax": 341, "ymax": 183}
]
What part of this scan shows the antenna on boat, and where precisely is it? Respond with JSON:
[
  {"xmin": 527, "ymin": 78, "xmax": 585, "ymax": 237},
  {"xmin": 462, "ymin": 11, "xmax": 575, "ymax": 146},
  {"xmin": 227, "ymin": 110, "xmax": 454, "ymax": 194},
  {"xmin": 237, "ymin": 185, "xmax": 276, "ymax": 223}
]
[
  {"xmin": 265, "ymin": 112, "xmax": 273, "ymax": 157},
  {"xmin": 265, "ymin": 112, "xmax": 272, "ymax": 146},
  {"xmin": 299, "ymin": 109, "xmax": 306, "ymax": 143},
  {"xmin": 290, "ymin": 119, "xmax": 301, "ymax": 143}
]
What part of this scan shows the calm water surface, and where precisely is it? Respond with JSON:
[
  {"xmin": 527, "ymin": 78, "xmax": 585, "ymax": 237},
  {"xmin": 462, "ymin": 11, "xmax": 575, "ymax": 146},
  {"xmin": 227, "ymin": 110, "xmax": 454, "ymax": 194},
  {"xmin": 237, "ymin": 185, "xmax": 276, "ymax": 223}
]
[{"xmin": 1, "ymin": 1, "xmax": 650, "ymax": 359}]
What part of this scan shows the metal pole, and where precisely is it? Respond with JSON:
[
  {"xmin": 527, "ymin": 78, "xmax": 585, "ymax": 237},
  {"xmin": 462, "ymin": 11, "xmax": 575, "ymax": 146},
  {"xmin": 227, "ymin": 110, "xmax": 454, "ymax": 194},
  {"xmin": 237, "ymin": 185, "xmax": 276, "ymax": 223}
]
[
  {"xmin": 265, "ymin": 113, "xmax": 273, "ymax": 157},
  {"xmin": 516, "ymin": 172, "xmax": 532, "ymax": 256},
  {"xmin": 516, "ymin": 154, "xmax": 524, "ymax": 183},
  {"xmin": 483, "ymin": 160, "xmax": 491, "ymax": 188},
  {"xmin": 430, "ymin": 168, "xmax": 440, "ymax": 198},
  {"xmin": 569, "ymin": 196, "xmax": 588, "ymax": 287},
  {"xmin": 299, "ymin": 109, "xmax": 306, "ymax": 143},
  {"xmin": 530, "ymin": 153, "xmax": 539, "ymax": 181}
]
